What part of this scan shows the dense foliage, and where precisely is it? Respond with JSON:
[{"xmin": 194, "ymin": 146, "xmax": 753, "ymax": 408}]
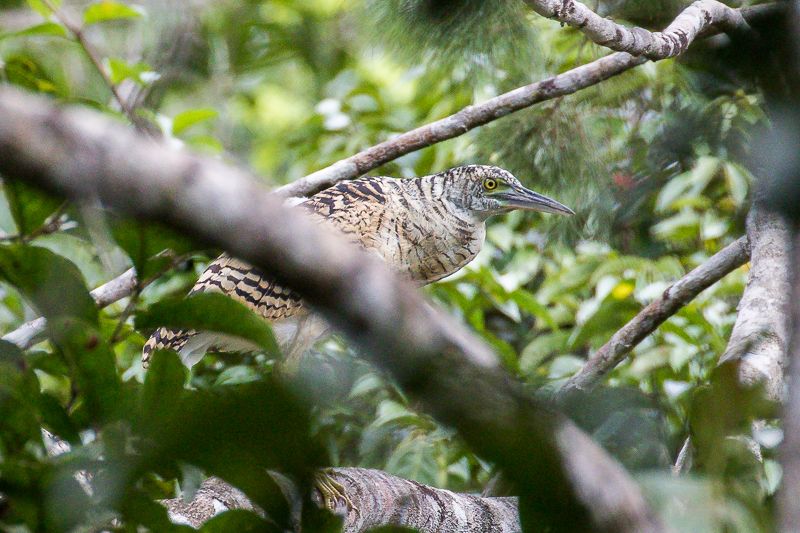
[{"xmin": 0, "ymin": 0, "xmax": 778, "ymax": 531}]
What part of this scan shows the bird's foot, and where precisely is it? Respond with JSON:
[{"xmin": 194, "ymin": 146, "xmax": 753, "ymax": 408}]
[{"xmin": 313, "ymin": 469, "xmax": 360, "ymax": 518}]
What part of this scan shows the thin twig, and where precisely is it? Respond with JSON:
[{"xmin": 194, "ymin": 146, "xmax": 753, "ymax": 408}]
[
  {"xmin": 0, "ymin": 200, "xmax": 70, "ymax": 243},
  {"xmin": 559, "ymin": 236, "xmax": 751, "ymax": 397},
  {"xmin": 39, "ymin": 0, "xmax": 147, "ymax": 133}
]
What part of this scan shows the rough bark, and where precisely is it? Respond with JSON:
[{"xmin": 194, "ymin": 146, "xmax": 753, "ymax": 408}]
[
  {"xmin": 778, "ymin": 224, "xmax": 800, "ymax": 533},
  {"xmin": 719, "ymin": 207, "xmax": 791, "ymax": 399},
  {"xmin": 0, "ymin": 87, "xmax": 665, "ymax": 533},
  {"xmin": 163, "ymin": 469, "xmax": 522, "ymax": 533},
  {"xmin": 560, "ymin": 236, "xmax": 750, "ymax": 396},
  {"xmin": 523, "ymin": 0, "xmax": 749, "ymax": 59}
]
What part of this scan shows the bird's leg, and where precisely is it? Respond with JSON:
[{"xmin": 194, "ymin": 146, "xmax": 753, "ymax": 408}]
[{"xmin": 313, "ymin": 469, "xmax": 360, "ymax": 518}]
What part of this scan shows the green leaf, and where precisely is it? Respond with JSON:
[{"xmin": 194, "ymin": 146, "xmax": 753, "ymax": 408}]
[
  {"xmin": 136, "ymin": 380, "xmax": 319, "ymax": 521},
  {"xmin": 37, "ymin": 393, "xmax": 81, "ymax": 444},
  {"xmin": 0, "ymin": 22, "xmax": 68, "ymax": 40},
  {"xmin": 135, "ymin": 293, "xmax": 279, "ymax": 356},
  {"xmin": 0, "ymin": 362, "xmax": 42, "ymax": 455},
  {"xmin": 111, "ymin": 217, "xmax": 196, "ymax": 280},
  {"xmin": 139, "ymin": 350, "xmax": 187, "ymax": 424},
  {"xmin": 83, "ymin": 1, "xmax": 144, "ymax": 25},
  {"xmin": 0, "ymin": 245, "xmax": 97, "ymax": 324},
  {"xmin": 0, "ymin": 339, "xmax": 24, "ymax": 364},
  {"xmin": 172, "ymin": 108, "xmax": 219, "ymax": 136},
  {"xmin": 25, "ymin": 0, "xmax": 61, "ymax": 18},
  {"xmin": 200, "ymin": 510, "xmax": 278, "ymax": 533},
  {"xmin": 4, "ymin": 174, "xmax": 62, "ymax": 236},
  {"xmin": 105, "ymin": 58, "xmax": 153, "ymax": 85},
  {"xmin": 49, "ymin": 318, "xmax": 125, "ymax": 425}
]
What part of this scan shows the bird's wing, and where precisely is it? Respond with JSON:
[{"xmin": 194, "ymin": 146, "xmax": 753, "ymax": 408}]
[
  {"xmin": 142, "ymin": 178, "xmax": 391, "ymax": 364},
  {"xmin": 187, "ymin": 254, "xmax": 304, "ymax": 320},
  {"xmin": 142, "ymin": 254, "xmax": 306, "ymax": 365}
]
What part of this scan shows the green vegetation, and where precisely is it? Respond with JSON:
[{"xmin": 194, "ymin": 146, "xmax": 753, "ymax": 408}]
[{"xmin": 0, "ymin": 0, "xmax": 777, "ymax": 531}]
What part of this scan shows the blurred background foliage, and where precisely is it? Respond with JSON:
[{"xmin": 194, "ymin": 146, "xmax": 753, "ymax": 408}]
[{"xmin": 0, "ymin": 0, "xmax": 778, "ymax": 531}]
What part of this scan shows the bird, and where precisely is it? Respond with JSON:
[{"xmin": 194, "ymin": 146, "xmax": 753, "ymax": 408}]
[{"xmin": 141, "ymin": 165, "xmax": 574, "ymax": 368}]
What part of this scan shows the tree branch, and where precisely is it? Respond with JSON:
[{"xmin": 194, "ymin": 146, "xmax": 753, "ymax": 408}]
[
  {"xmin": 276, "ymin": 52, "xmax": 647, "ymax": 197},
  {"xmin": 523, "ymin": 0, "xmax": 749, "ymax": 59},
  {"xmin": 719, "ymin": 206, "xmax": 791, "ymax": 399},
  {"xmin": 0, "ymin": 87, "xmax": 665, "ymax": 533},
  {"xmin": 277, "ymin": 4, "xmax": 780, "ymax": 198},
  {"xmin": 163, "ymin": 470, "xmax": 520, "ymax": 533},
  {"xmin": 560, "ymin": 236, "xmax": 750, "ymax": 396}
]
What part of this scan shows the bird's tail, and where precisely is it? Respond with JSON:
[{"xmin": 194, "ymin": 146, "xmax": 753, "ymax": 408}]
[{"xmin": 142, "ymin": 327, "xmax": 196, "ymax": 369}]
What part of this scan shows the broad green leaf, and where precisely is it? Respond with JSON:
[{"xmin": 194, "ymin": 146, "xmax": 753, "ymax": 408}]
[
  {"xmin": 137, "ymin": 380, "xmax": 320, "ymax": 518},
  {"xmin": 25, "ymin": 0, "xmax": 60, "ymax": 18},
  {"xmin": 0, "ymin": 339, "xmax": 24, "ymax": 364},
  {"xmin": 115, "ymin": 488, "xmax": 190, "ymax": 533},
  {"xmin": 0, "ymin": 245, "xmax": 97, "ymax": 324},
  {"xmin": 135, "ymin": 293, "xmax": 279, "ymax": 356},
  {"xmin": 172, "ymin": 108, "xmax": 219, "ymax": 136},
  {"xmin": 0, "ymin": 22, "xmax": 68, "ymax": 40},
  {"xmin": 36, "ymin": 393, "xmax": 80, "ymax": 444},
  {"xmin": 83, "ymin": 1, "xmax": 144, "ymax": 25},
  {"xmin": 0, "ymin": 362, "xmax": 42, "ymax": 455},
  {"xmin": 200, "ymin": 510, "xmax": 278, "ymax": 533},
  {"xmin": 139, "ymin": 350, "xmax": 187, "ymax": 424},
  {"xmin": 105, "ymin": 57, "xmax": 153, "ymax": 85},
  {"xmin": 49, "ymin": 319, "xmax": 125, "ymax": 425},
  {"xmin": 111, "ymin": 217, "xmax": 196, "ymax": 280},
  {"xmin": 723, "ymin": 162, "xmax": 750, "ymax": 207},
  {"xmin": 3, "ymin": 178, "xmax": 62, "ymax": 236}
]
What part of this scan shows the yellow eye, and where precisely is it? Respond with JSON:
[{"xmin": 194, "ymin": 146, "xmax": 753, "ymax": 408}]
[{"xmin": 483, "ymin": 178, "xmax": 497, "ymax": 190}]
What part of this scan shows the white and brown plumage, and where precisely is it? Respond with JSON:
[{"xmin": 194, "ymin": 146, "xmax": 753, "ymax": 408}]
[{"xmin": 142, "ymin": 165, "xmax": 573, "ymax": 367}]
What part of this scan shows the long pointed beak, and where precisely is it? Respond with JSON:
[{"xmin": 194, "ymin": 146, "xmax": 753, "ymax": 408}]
[{"xmin": 498, "ymin": 187, "xmax": 575, "ymax": 215}]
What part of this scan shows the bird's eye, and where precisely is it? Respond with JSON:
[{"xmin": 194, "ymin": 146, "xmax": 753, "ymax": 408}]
[{"xmin": 483, "ymin": 178, "xmax": 498, "ymax": 190}]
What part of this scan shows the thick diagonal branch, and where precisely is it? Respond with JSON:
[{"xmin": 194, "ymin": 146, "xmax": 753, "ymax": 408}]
[{"xmin": 0, "ymin": 87, "xmax": 665, "ymax": 533}]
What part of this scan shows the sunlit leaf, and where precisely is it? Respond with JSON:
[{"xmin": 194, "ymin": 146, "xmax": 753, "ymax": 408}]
[
  {"xmin": 0, "ymin": 22, "xmax": 68, "ymax": 40},
  {"xmin": 172, "ymin": 108, "xmax": 219, "ymax": 136},
  {"xmin": 83, "ymin": 1, "xmax": 144, "ymax": 25}
]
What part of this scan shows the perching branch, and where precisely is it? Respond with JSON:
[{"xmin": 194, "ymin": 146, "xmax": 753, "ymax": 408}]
[
  {"xmin": 277, "ymin": 4, "xmax": 779, "ymax": 198},
  {"xmin": 719, "ymin": 206, "xmax": 791, "ymax": 399},
  {"xmin": 0, "ymin": 87, "xmax": 665, "ymax": 533},
  {"xmin": 560, "ymin": 236, "xmax": 750, "ymax": 396},
  {"xmin": 163, "ymin": 470, "xmax": 520, "ymax": 533},
  {"xmin": 523, "ymin": 0, "xmax": 749, "ymax": 59}
]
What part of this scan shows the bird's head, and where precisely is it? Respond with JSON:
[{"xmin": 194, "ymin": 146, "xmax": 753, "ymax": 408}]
[{"xmin": 445, "ymin": 165, "xmax": 574, "ymax": 221}]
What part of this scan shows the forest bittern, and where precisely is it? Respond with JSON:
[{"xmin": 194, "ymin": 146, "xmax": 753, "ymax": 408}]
[{"xmin": 142, "ymin": 165, "xmax": 573, "ymax": 367}]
